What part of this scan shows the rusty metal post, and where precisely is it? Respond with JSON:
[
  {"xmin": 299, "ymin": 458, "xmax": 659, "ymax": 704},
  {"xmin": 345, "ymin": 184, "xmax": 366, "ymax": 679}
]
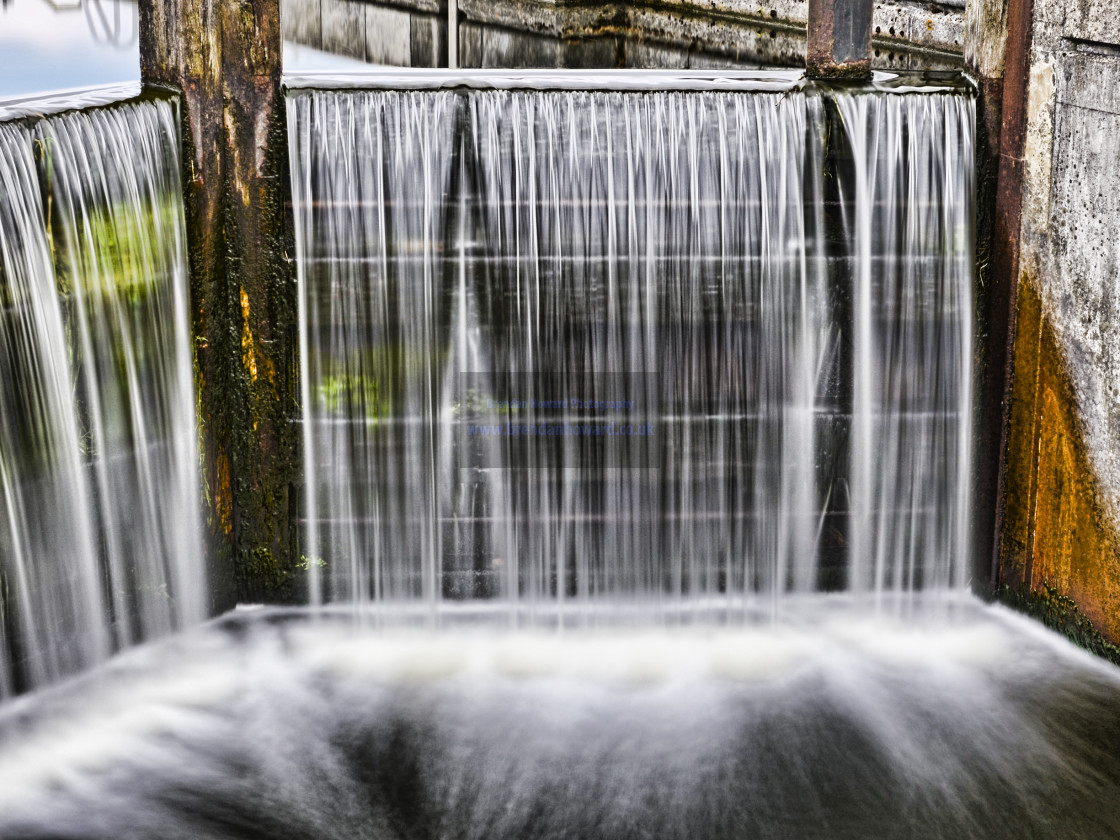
[
  {"xmin": 961, "ymin": 0, "xmax": 1034, "ymax": 593},
  {"xmin": 984, "ymin": 0, "xmax": 1034, "ymax": 590},
  {"xmin": 806, "ymin": 0, "xmax": 873, "ymax": 79},
  {"xmin": 139, "ymin": 0, "xmax": 298, "ymax": 607}
]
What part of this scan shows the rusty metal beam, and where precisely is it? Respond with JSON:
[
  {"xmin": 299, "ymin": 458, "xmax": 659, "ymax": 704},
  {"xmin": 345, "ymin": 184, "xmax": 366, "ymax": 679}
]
[
  {"xmin": 806, "ymin": 0, "xmax": 873, "ymax": 79},
  {"xmin": 140, "ymin": 0, "xmax": 298, "ymax": 607},
  {"xmin": 979, "ymin": 0, "xmax": 1034, "ymax": 592}
]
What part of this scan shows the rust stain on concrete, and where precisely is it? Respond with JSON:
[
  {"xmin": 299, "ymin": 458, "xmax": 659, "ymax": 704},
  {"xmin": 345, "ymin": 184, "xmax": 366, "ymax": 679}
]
[{"xmin": 999, "ymin": 279, "xmax": 1120, "ymax": 644}]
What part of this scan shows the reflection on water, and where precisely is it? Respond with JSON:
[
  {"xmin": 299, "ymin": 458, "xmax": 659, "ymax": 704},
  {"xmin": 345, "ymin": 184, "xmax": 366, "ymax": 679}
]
[
  {"xmin": 74, "ymin": 0, "xmax": 136, "ymax": 46},
  {"xmin": 2, "ymin": 0, "xmax": 962, "ymax": 101},
  {"xmin": 279, "ymin": 0, "xmax": 790, "ymax": 73},
  {"xmin": 279, "ymin": 0, "xmax": 961, "ymax": 74}
]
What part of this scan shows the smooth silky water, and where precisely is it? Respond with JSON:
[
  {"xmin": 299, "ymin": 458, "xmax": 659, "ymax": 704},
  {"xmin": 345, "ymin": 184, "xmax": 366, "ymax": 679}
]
[
  {"xmin": 290, "ymin": 75, "xmax": 971, "ymax": 609},
  {"xmin": 0, "ymin": 99, "xmax": 204, "ymax": 695},
  {"xmin": 2, "ymin": 73, "xmax": 1120, "ymax": 838}
]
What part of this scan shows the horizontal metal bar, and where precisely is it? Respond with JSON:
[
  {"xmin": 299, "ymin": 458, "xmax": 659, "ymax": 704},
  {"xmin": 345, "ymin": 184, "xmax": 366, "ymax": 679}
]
[
  {"xmin": 284, "ymin": 69, "xmax": 805, "ymax": 94},
  {"xmin": 282, "ymin": 68, "xmax": 970, "ymax": 95}
]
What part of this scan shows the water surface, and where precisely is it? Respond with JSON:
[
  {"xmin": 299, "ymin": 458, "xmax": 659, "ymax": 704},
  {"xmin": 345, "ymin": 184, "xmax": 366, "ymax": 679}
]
[{"xmin": 1, "ymin": 597, "xmax": 1118, "ymax": 840}]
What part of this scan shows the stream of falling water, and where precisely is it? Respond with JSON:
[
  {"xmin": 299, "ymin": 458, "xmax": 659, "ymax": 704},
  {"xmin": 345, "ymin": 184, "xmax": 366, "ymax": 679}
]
[
  {"xmin": 836, "ymin": 92, "xmax": 974, "ymax": 600},
  {"xmin": 289, "ymin": 83, "xmax": 973, "ymax": 619},
  {"xmin": 0, "ymin": 99, "xmax": 204, "ymax": 697}
]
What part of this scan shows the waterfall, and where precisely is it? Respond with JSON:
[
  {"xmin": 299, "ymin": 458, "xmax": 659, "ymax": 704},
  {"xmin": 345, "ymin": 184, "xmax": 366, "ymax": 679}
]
[
  {"xmin": 289, "ymin": 82, "xmax": 974, "ymax": 617},
  {"xmin": 290, "ymin": 90, "xmax": 459, "ymax": 607},
  {"xmin": 0, "ymin": 99, "xmax": 205, "ymax": 696},
  {"xmin": 836, "ymin": 92, "xmax": 974, "ymax": 599},
  {"xmin": 0, "ymin": 121, "xmax": 105, "ymax": 694}
]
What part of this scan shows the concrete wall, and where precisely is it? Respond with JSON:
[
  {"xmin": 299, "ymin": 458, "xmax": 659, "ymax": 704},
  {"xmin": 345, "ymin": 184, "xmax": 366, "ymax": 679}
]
[
  {"xmin": 281, "ymin": 0, "xmax": 964, "ymax": 69},
  {"xmin": 993, "ymin": 0, "xmax": 1120, "ymax": 640}
]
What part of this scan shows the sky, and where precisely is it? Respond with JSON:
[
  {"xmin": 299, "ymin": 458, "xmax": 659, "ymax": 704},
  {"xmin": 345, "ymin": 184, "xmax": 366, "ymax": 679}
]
[
  {"xmin": 0, "ymin": 0, "xmax": 373, "ymax": 101},
  {"xmin": 0, "ymin": 0, "xmax": 140, "ymax": 98}
]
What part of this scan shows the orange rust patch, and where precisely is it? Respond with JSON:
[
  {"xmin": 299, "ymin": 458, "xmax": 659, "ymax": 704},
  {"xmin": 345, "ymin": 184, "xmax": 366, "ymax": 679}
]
[
  {"xmin": 240, "ymin": 286, "xmax": 258, "ymax": 383},
  {"xmin": 999, "ymin": 279, "xmax": 1120, "ymax": 642}
]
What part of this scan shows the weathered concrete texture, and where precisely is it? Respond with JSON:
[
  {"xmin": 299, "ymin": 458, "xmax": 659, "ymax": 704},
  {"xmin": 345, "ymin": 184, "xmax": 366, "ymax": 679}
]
[
  {"xmin": 456, "ymin": 0, "xmax": 621, "ymax": 37},
  {"xmin": 464, "ymin": 0, "xmax": 963, "ymax": 67},
  {"xmin": 457, "ymin": 15, "xmax": 805, "ymax": 69},
  {"xmin": 1042, "ymin": 52, "xmax": 1120, "ymax": 524},
  {"xmin": 141, "ymin": 0, "xmax": 298, "ymax": 605},
  {"xmin": 999, "ymin": 281, "xmax": 1120, "ymax": 643},
  {"xmin": 626, "ymin": 6, "xmax": 806, "ymax": 66},
  {"xmin": 282, "ymin": 0, "xmax": 963, "ymax": 70},
  {"xmin": 1021, "ymin": 59, "xmax": 1053, "ymax": 225},
  {"xmin": 965, "ymin": 0, "xmax": 1009, "ymax": 77},
  {"xmin": 470, "ymin": 0, "xmax": 964, "ymax": 61},
  {"xmin": 1062, "ymin": 0, "xmax": 1120, "ymax": 44}
]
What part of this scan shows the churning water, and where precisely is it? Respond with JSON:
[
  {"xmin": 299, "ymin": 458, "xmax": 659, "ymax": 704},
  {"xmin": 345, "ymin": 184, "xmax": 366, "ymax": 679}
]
[
  {"xmin": 0, "ymin": 99, "xmax": 204, "ymax": 697},
  {"xmin": 2, "ymin": 598, "xmax": 1120, "ymax": 839},
  {"xmin": 288, "ymin": 78, "xmax": 973, "ymax": 612}
]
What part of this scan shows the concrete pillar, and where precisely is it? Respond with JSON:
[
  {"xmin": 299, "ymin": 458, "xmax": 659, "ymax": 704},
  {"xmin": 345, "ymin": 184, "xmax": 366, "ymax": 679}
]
[
  {"xmin": 139, "ymin": 0, "xmax": 298, "ymax": 606},
  {"xmin": 806, "ymin": 0, "xmax": 873, "ymax": 78}
]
